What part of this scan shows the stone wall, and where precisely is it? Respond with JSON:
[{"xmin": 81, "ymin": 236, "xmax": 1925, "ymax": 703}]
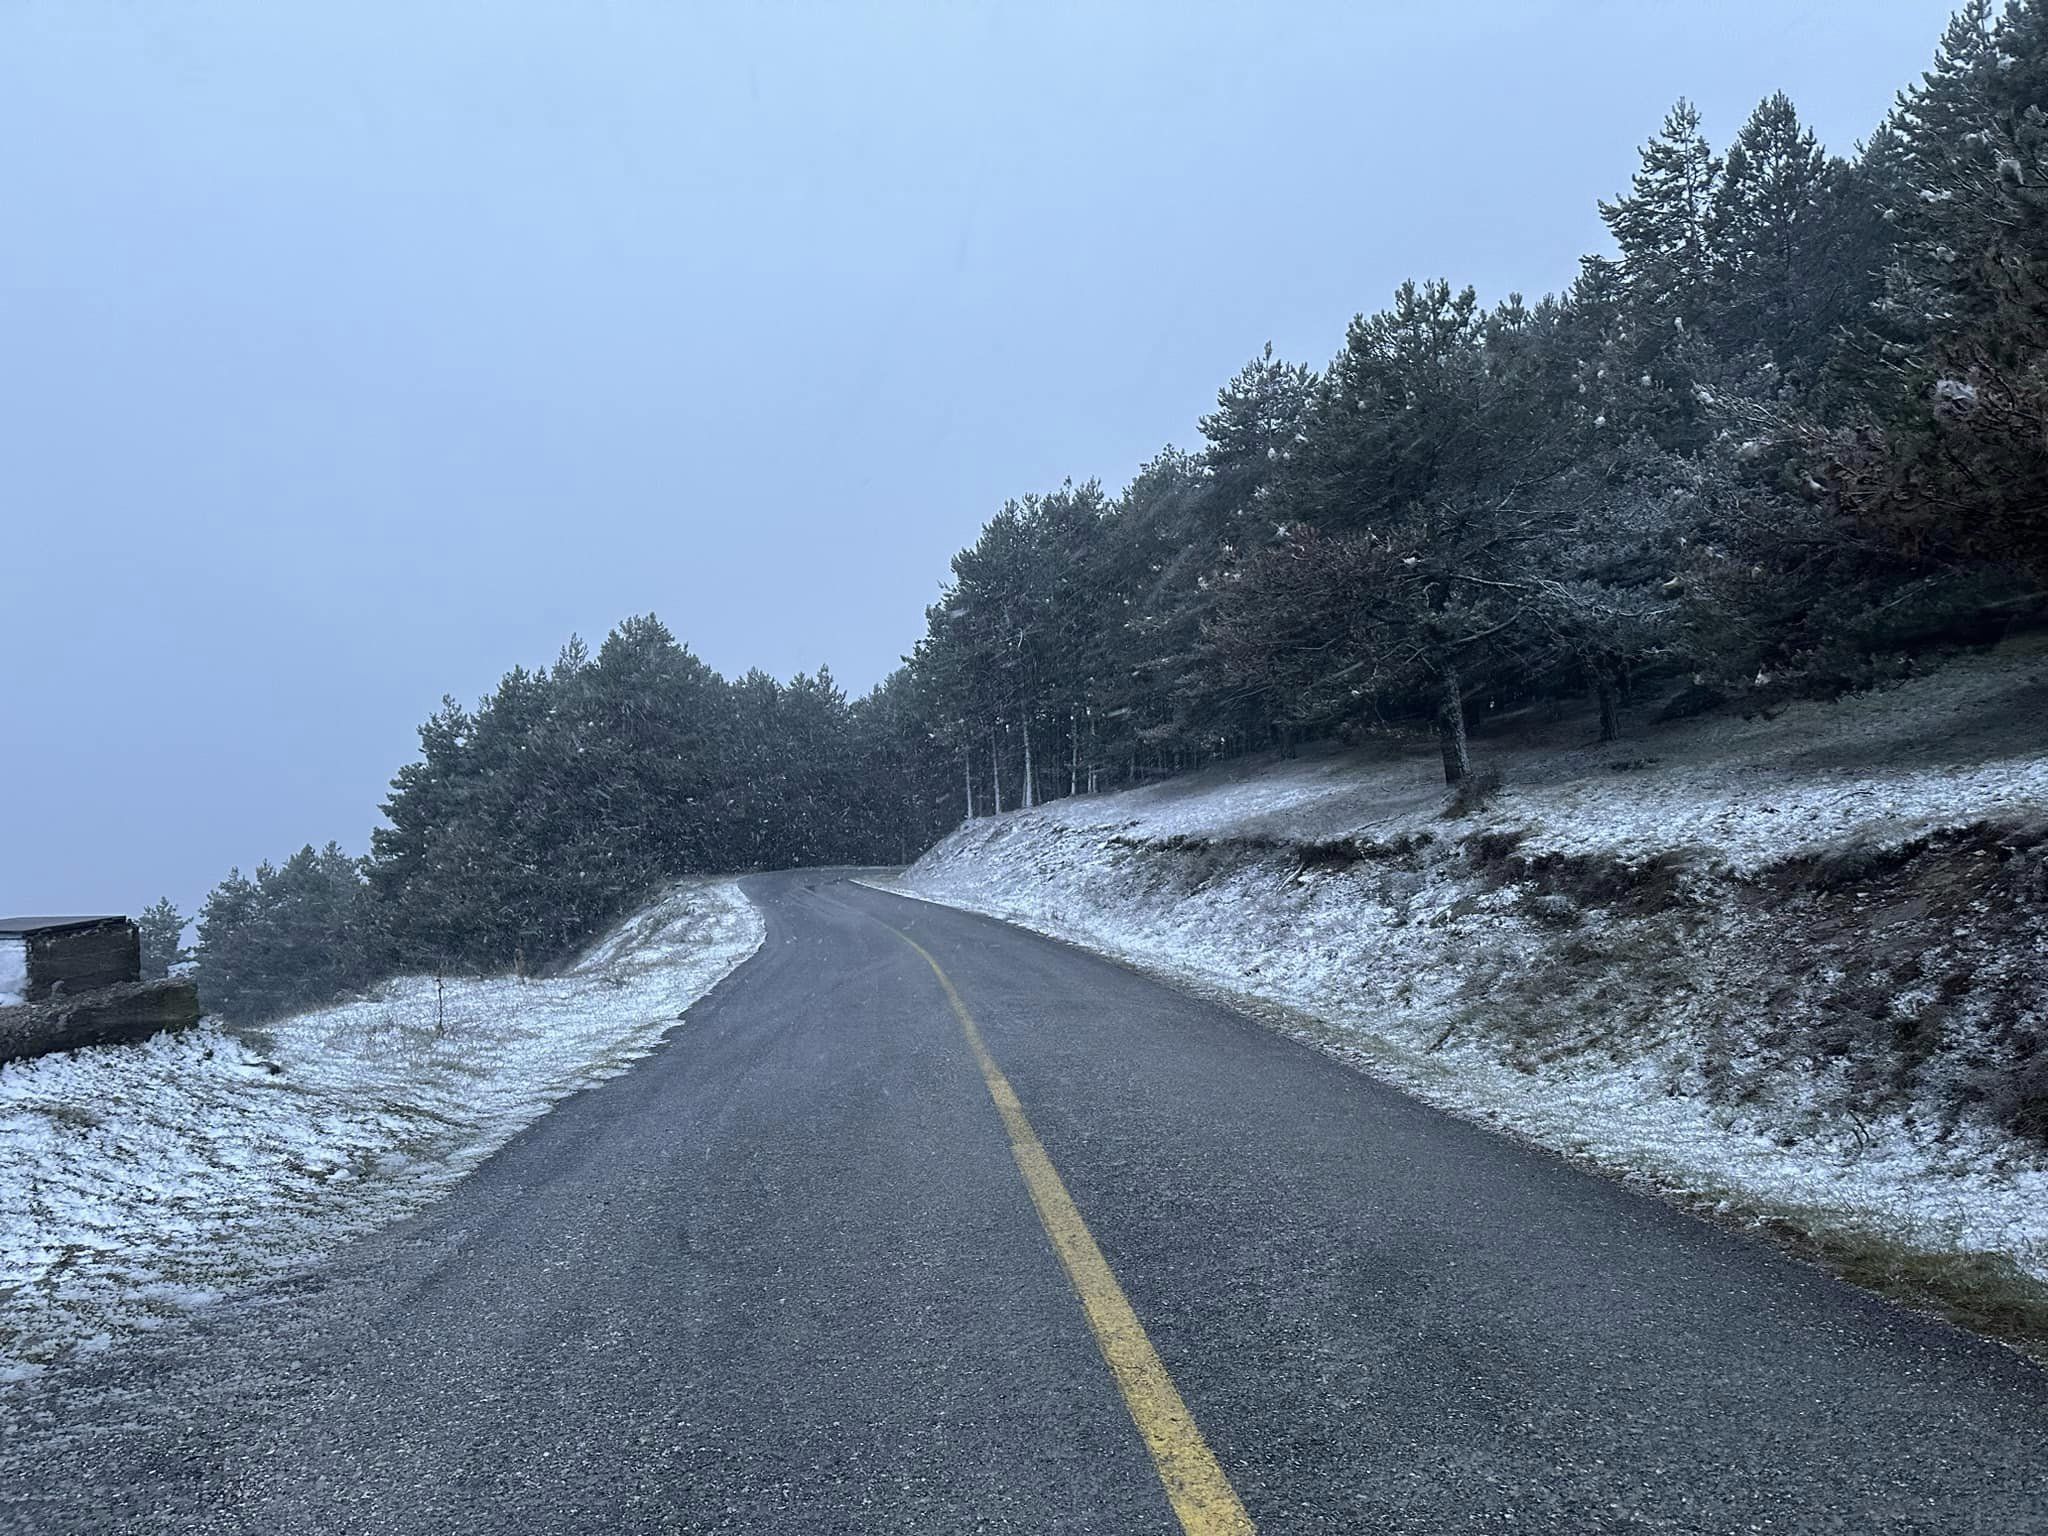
[{"xmin": 0, "ymin": 978, "xmax": 202, "ymax": 1066}]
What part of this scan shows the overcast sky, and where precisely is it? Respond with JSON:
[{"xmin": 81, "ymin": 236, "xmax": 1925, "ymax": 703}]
[{"xmin": 1, "ymin": 1, "xmax": 1955, "ymax": 923}]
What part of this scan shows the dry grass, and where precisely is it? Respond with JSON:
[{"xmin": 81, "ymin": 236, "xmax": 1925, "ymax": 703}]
[
  {"xmin": 1751, "ymin": 1212, "xmax": 2048, "ymax": 1361},
  {"xmin": 1441, "ymin": 763, "xmax": 1506, "ymax": 819}
]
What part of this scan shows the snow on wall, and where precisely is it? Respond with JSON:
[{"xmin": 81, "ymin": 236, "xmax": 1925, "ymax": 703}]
[
  {"xmin": 0, "ymin": 940, "xmax": 24, "ymax": 1008},
  {"xmin": 0, "ymin": 878, "xmax": 764, "ymax": 1385}
]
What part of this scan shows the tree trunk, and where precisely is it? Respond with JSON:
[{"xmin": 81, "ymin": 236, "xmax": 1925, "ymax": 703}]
[
  {"xmin": 991, "ymin": 729, "xmax": 1002, "ymax": 815},
  {"xmin": 1069, "ymin": 708, "xmax": 1079, "ymax": 798},
  {"xmin": 963, "ymin": 749, "xmax": 975, "ymax": 822},
  {"xmin": 1437, "ymin": 665, "xmax": 1471, "ymax": 785},
  {"xmin": 1597, "ymin": 675, "xmax": 1620, "ymax": 743},
  {"xmin": 1021, "ymin": 722, "xmax": 1035, "ymax": 810}
]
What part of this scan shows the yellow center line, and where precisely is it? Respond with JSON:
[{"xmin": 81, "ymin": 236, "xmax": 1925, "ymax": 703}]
[{"xmin": 885, "ymin": 924, "xmax": 1256, "ymax": 1536}]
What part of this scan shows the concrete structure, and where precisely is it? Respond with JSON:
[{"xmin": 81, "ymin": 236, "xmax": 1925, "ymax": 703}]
[{"xmin": 0, "ymin": 916, "xmax": 141, "ymax": 1005}]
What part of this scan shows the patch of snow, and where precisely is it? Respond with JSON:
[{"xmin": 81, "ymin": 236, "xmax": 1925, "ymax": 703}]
[
  {"xmin": 0, "ymin": 939, "xmax": 26, "ymax": 1007},
  {"xmin": 0, "ymin": 879, "xmax": 762, "ymax": 1381}
]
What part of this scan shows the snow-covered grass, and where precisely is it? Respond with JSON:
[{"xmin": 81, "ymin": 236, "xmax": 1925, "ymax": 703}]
[
  {"xmin": 887, "ymin": 649, "xmax": 2048, "ymax": 1338},
  {"xmin": 957, "ymin": 649, "xmax": 2048, "ymax": 876},
  {"xmin": 0, "ymin": 879, "xmax": 762, "ymax": 1384}
]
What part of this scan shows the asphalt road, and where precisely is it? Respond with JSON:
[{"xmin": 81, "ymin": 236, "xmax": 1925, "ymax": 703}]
[{"xmin": 5, "ymin": 872, "xmax": 2048, "ymax": 1534}]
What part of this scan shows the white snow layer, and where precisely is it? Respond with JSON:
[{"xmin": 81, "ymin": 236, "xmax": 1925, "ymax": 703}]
[
  {"xmin": 0, "ymin": 879, "xmax": 762, "ymax": 1382},
  {"xmin": 890, "ymin": 658, "xmax": 2048, "ymax": 1287},
  {"xmin": 0, "ymin": 939, "xmax": 25, "ymax": 1008}
]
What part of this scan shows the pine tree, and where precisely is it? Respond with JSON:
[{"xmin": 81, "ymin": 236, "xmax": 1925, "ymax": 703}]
[
  {"xmin": 1602, "ymin": 101, "xmax": 1723, "ymax": 335},
  {"xmin": 194, "ymin": 846, "xmax": 373, "ymax": 1022},
  {"xmin": 1882, "ymin": 0, "xmax": 2001, "ymax": 336},
  {"xmin": 1198, "ymin": 344, "xmax": 1317, "ymax": 537},
  {"xmin": 1821, "ymin": 0, "xmax": 2048, "ymax": 587},
  {"xmin": 1108, "ymin": 446, "xmax": 1257, "ymax": 764},
  {"xmin": 1287, "ymin": 279, "xmax": 1492, "ymax": 530},
  {"xmin": 137, "ymin": 897, "xmax": 189, "ymax": 980},
  {"xmin": 1708, "ymin": 93, "xmax": 1845, "ymax": 378}
]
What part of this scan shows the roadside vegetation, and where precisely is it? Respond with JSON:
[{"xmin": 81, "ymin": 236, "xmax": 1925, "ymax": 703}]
[{"xmin": 198, "ymin": 3, "xmax": 2048, "ymax": 1034}]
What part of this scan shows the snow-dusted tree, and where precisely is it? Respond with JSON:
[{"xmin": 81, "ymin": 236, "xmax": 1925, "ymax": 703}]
[
  {"xmin": 1199, "ymin": 344, "xmax": 1317, "ymax": 534},
  {"xmin": 1552, "ymin": 254, "xmax": 1673, "ymax": 447},
  {"xmin": 1048, "ymin": 352, "xmax": 1321, "ymax": 774},
  {"xmin": 1092, "ymin": 447, "xmax": 1220, "ymax": 767},
  {"xmin": 194, "ymin": 845, "xmax": 374, "ymax": 1023},
  {"xmin": 1222, "ymin": 281, "xmax": 1646, "ymax": 780},
  {"xmin": 1880, "ymin": 0, "xmax": 2003, "ymax": 338},
  {"xmin": 1214, "ymin": 440, "xmax": 1687, "ymax": 772},
  {"xmin": 1801, "ymin": 0, "xmax": 2048, "ymax": 590},
  {"xmin": 1601, "ymin": 100, "xmax": 1724, "ymax": 337},
  {"xmin": 1707, "ymin": 93, "xmax": 1852, "ymax": 379}
]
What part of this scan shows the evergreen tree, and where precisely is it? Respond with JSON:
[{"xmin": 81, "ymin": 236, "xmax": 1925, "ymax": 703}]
[
  {"xmin": 137, "ymin": 897, "xmax": 189, "ymax": 980},
  {"xmin": 1708, "ymin": 93, "xmax": 1849, "ymax": 380},
  {"xmin": 1881, "ymin": 0, "xmax": 2002, "ymax": 337},
  {"xmin": 1820, "ymin": 0, "xmax": 2048, "ymax": 589},
  {"xmin": 1105, "ymin": 446, "xmax": 1248, "ymax": 767},
  {"xmin": 1198, "ymin": 344, "xmax": 1317, "ymax": 539},
  {"xmin": 1259, "ymin": 280, "xmax": 1590, "ymax": 779},
  {"xmin": 366, "ymin": 695, "xmax": 476, "ymax": 970},
  {"xmin": 848, "ymin": 668, "xmax": 960, "ymax": 861},
  {"xmin": 1602, "ymin": 100, "xmax": 1724, "ymax": 335},
  {"xmin": 194, "ymin": 845, "xmax": 373, "ymax": 1023}
]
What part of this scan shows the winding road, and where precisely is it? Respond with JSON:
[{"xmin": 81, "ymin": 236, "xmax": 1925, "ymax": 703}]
[{"xmin": 5, "ymin": 873, "xmax": 2048, "ymax": 1533}]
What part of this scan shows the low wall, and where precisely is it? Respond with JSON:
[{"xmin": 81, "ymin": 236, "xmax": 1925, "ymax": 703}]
[{"xmin": 0, "ymin": 978, "xmax": 202, "ymax": 1066}]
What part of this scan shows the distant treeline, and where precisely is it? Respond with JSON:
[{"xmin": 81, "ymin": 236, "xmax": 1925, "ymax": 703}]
[
  {"xmin": 198, "ymin": 2, "xmax": 2048, "ymax": 1022},
  {"xmin": 194, "ymin": 635, "xmax": 951, "ymax": 1021}
]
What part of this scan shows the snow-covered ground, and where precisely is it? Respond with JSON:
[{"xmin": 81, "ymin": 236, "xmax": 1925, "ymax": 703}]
[
  {"xmin": 887, "ymin": 651, "xmax": 2048, "ymax": 1294},
  {"xmin": 0, "ymin": 879, "xmax": 762, "ymax": 1384},
  {"xmin": 973, "ymin": 649, "xmax": 2048, "ymax": 874}
]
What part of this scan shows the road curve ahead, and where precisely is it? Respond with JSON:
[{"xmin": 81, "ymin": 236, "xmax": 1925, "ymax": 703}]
[{"xmin": 5, "ymin": 872, "xmax": 2048, "ymax": 1534}]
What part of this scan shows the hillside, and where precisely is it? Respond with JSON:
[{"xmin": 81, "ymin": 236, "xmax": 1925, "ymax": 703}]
[{"xmin": 886, "ymin": 644, "xmax": 2048, "ymax": 1342}]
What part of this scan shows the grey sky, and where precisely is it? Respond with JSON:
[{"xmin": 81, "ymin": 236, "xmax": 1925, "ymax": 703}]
[{"xmin": 2, "ymin": 1, "xmax": 1954, "ymax": 923}]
